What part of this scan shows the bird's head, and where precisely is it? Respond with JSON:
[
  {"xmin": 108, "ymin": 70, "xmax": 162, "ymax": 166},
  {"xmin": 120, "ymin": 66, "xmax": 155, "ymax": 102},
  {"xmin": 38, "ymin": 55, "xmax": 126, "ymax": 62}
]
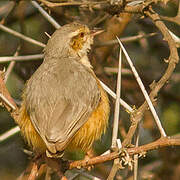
[{"xmin": 44, "ymin": 23, "xmax": 102, "ymax": 63}]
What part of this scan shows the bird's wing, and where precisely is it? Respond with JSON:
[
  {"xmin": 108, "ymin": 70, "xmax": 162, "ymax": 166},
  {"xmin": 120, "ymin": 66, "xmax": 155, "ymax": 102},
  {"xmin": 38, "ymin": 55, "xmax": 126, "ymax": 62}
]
[{"xmin": 24, "ymin": 58, "xmax": 100, "ymax": 154}]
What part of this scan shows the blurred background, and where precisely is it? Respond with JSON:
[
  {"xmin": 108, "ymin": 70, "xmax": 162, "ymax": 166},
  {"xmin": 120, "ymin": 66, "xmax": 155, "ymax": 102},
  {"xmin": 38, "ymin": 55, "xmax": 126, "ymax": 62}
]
[{"xmin": 0, "ymin": 0, "xmax": 180, "ymax": 179}]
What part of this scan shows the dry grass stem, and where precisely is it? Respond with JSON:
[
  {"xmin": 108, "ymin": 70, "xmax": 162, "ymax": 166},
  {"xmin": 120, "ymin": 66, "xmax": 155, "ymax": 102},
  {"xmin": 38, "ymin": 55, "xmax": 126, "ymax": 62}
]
[
  {"xmin": 111, "ymin": 43, "xmax": 122, "ymax": 149},
  {"xmin": 37, "ymin": 0, "xmax": 107, "ymax": 8},
  {"xmin": 4, "ymin": 47, "xmax": 20, "ymax": 83},
  {"xmin": 0, "ymin": 126, "xmax": 20, "ymax": 142},
  {"xmin": 0, "ymin": 93, "xmax": 16, "ymax": 110},
  {"xmin": 0, "ymin": 24, "xmax": 45, "ymax": 48},
  {"xmin": 133, "ymin": 124, "xmax": 140, "ymax": 180},
  {"xmin": 100, "ymin": 81, "xmax": 133, "ymax": 113},
  {"xmin": 108, "ymin": 40, "xmax": 122, "ymax": 180},
  {"xmin": 4, "ymin": 61, "xmax": 16, "ymax": 83},
  {"xmin": 104, "ymin": 67, "xmax": 132, "ymax": 75},
  {"xmin": 107, "ymin": 159, "xmax": 120, "ymax": 180},
  {"xmin": 31, "ymin": 1, "xmax": 61, "ymax": 29},
  {"xmin": 0, "ymin": 54, "xmax": 44, "ymax": 63},
  {"xmin": 96, "ymin": 32, "xmax": 157, "ymax": 47}
]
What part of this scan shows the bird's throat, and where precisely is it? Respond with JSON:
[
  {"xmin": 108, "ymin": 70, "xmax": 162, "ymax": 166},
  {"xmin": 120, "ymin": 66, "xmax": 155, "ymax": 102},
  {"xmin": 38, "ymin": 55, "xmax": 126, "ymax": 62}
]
[{"xmin": 79, "ymin": 55, "xmax": 92, "ymax": 69}]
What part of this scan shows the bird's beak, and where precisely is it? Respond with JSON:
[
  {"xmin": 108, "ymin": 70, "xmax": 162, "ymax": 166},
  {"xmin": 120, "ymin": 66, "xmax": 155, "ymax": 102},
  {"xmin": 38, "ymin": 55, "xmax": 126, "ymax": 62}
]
[{"xmin": 90, "ymin": 29, "xmax": 104, "ymax": 37}]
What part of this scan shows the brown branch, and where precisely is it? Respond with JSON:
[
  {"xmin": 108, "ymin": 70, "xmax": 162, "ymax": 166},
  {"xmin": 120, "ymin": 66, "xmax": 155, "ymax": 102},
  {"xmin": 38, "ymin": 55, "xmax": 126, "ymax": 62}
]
[
  {"xmin": 128, "ymin": 137, "xmax": 180, "ymax": 155},
  {"xmin": 0, "ymin": 73, "xmax": 19, "ymax": 126},
  {"xmin": 37, "ymin": 0, "xmax": 107, "ymax": 7},
  {"xmin": 93, "ymin": 0, "xmax": 170, "ymax": 15},
  {"xmin": 107, "ymin": 159, "xmax": 120, "ymax": 180},
  {"xmin": 69, "ymin": 137, "xmax": 180, "ymax": 169},
  {"xmin": 0, "ymin": 73, "xmax": 18, "ymax": 111},
  {"xmin": 28, "ymin": 162, "xmax": 38, "ymax": 180},
  {"xmin": 122, "ymin": 6, "xmax": 179, "ymax": 147},
  {"xmin": 35, "ymin": 0, "xmax": 172, "ymax": 15}
]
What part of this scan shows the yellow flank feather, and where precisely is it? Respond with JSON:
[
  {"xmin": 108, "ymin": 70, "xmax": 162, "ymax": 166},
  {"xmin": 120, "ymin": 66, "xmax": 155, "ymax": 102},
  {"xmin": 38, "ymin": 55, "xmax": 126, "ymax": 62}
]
[{"xmin": 17, "ymin": 104, "xmax": 46, "ymax": 154}]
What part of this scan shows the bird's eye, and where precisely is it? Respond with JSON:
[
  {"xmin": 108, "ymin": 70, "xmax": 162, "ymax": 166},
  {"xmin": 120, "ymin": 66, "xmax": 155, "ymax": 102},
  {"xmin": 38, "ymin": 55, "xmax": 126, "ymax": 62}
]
[{"xmin": 79, "ymin": 32, "xmax": 85, "ymax": 37}]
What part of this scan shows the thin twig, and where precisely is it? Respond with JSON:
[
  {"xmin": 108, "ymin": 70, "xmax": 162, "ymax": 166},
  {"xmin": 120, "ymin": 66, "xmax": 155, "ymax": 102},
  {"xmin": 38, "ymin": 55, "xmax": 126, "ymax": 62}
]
[
  {"xmin": 118, "ymin": 39, "xmax": 166, "ymax": 137},
  {"xmin": 0, "ymin": 93, "xmax": 16, "ymax": 110},
  {"xmin": 133, "ymin": 124, "xmax": 140, "ymax": 180},
  {"xmin": 89, "ymin": 13, "xmax": 109, "ymax": 27},
  {"xmin": 4, "ymin": 46, "xmax": 20, "ymax": 83},
  {"xmin": 0, "ymin": 24, "xmax": 45, "ymax": 48},
  {"xmin": 0, "ymin": 74, "xmax": 17, "ymax": 112},
  {"xmin": 0, "ymin": 126, "xmax": 20, "ymax": 142},
  {"xmin": 108, "ymin": 39, "xmax": 122, "ymax": 180},
  {"xmin": 37, "ymin": 0, "xmax": 107, "ymax": 8},
  {"xmin": 111, "ymin": 43, "xmax": 122, "ymax": 149},
  {"xmin": 31, "ymin": 1, "xmax": 61, "ymax": 29},
  {"xmin": 104, "ymin": 67, "xmax": 132, "ymax": 75},
  {"xmin": 100, "ymin": 81, "xmax": 133, "ymax": 113},
  {"xmin": 107, "ymin": 160, "xmax": 120, "ymax": 180},
  {"xmin": 0, "ymin": 54, "xmax": 44, "ymax": 63},
  {"xmin": 45, "ymin": 167, "xmax": 51, "ymax": 180},
  {"xmin": 28, "ymin": 162, "xmax": 38, "ymax": 180},
  {"xmin": 4, "ymin": 61, "xmax": 16, "ymax": 82},
  {"xmin": 95, "ymin": 33, "xmax": 157, "ymax": 47}
]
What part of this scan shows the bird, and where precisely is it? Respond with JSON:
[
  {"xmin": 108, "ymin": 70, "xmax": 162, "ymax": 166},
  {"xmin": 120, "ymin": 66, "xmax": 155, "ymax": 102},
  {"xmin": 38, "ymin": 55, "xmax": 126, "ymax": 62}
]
[{"xmin": 16, "ymin": 22, "xmax": 110, "ymax": 158}]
